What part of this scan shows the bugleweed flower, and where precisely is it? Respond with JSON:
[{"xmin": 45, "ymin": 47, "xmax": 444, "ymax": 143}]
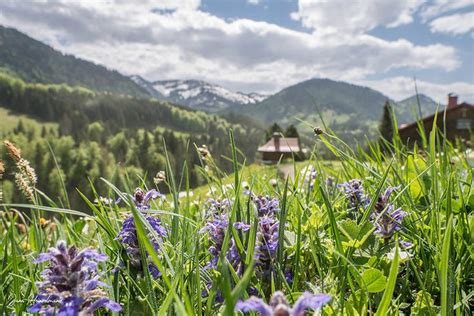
[
  {"xmin": 371, "ymin": 186, "xmax": 407, "ymax": 240},
  {"xmin": 253, "ymin": 195, "xmax": 280, "ymax": 216},
  {"xmin": 253, "ymin": 196, "xmax": 280, "ymax": 279},
  {"xmin": 255, "ymin": 216, "xmax": 279, "ymax": 279},
  {"xmin": 373, "ymin": 205, "xmax": 407, "ymax": 240},
  {"xmin": 236, "ymin": 291, "xmax": 331, "ymax": 316},
  {"xmin": 130, "ymin": 188, "xmax": 163, "ymax": 210},
  {"xmin": 116, "ymin": 188, "xmax": 167, "ymax": 279},
  {"xmin": 116, "ymin": 216, "xmax": 167, "ymax": 278},
  {"xmin": 205, "ymin": 198, "xmax": 231, "ymax": 217},
  {"xmin": 200, "ymin": 201, "xmax": 250, "ymax": 274},
  {"xmin": 373, "ymin": 186, "xmax": 399, "ymax": 214},
  {"xmin": 337, "ymin": 179, "xmax": 369, "ymax": 211},
  {"xmin": 28, "ymin": 240, "xmax": 121, "ymax": 315}
]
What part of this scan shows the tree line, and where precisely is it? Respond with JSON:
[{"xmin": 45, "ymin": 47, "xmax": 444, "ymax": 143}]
[{"xmin": 0, "ymin": 72, "xmax": 264, "ymax": 209}]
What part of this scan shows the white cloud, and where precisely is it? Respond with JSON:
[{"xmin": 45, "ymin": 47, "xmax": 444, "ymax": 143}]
[
  {"xmin": 0, "ymin": 0, "xmax": 466, "ymax": 99},
  {"xmin": 419, "ymin": 0, "xmax": 473, "ymax": 20},
  {"xmin": 247, "ymin": 0, "xmax": 262, "ymax": 5},
  {"xmin": 359, "ymin": 76, "xmax": 474, "ymax": 103},
  {"xmin": 291, "ymin": 0, "xmax": 425, "ymax": 34},
  {"xmin": 430, "ymin": 11, "xmax": 474, "ymax": 35}
]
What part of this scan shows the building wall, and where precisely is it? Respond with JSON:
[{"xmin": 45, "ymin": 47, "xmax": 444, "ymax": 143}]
[
  {"xmin": 261, "ymin": 151, "xmax": 294, "ymax": 162},
  {"xmin": 398, "ymin": 105, "xmax": 473, "ymax": 145}
]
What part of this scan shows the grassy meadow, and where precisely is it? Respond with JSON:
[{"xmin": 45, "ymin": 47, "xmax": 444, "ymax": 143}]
[
  {"xmin": 0, "ymin": 124, "xmax": 473, "ymax": 315},
  {"xmin": 0, "ymin": 107, "xmax": 57, "ymax": 135}
]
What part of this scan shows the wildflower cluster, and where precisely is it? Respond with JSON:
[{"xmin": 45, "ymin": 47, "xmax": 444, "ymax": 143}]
[
  {"xmin": 200, "ymin": 199, "xmax": 250, "ymax": 275},
  {"xmin": 28, "ymin": 240, "xmax": 121, "ymax": 315},
  {"xmin": 371, "ymin": 186, "xmax": 408, "ymax": 240},
  {"xmin": 4, "ymin": 140, "xmax": 37, "ymax": 201},
  {"xmin": 253, "ymin": 195, "xmax": 280, "ymax": 216},
  {"xmin": 253, "ymin": 195, "xmax": 280, "ymax": 279},
  {"xmin": 236, "ymin": 291, "xmax": 331, "ymax": 315},
  {"xmin": 337, "ymin": 179, "xmax": 369, "ymax": 212},
  {"xmin": 116, "ymin": 188, "xmax": 167, "ymax": 279}
]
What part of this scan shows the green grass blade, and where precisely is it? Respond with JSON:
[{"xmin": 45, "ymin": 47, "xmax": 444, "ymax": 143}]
[{"xmin": 375, "ymin": 242, "xmax": 400, "ymax": 316}]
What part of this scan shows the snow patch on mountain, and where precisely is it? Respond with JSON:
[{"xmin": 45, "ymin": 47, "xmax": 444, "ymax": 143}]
[
  {"xmin": 152, "ymin": 80, "xmax": 266, "ymax": 105},
  {"xmin": 131, "ymin": 76, "xmax": 267, "ymax": 112}
]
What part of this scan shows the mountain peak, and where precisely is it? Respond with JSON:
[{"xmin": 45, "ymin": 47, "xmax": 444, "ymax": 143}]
[
  {"xmin": 398, "ymin": 93, "xmax": 438, "ymax": 104},
  {"xmin": 132, "ymin": 77, "xmax": 267, "ymax": 112}
]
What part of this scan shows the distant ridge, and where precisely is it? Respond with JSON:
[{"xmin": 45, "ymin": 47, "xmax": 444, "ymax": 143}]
[
  {"xmin": 395, "ymin": 94, "xmax": 441, "ymax": 124},
  {"xmin": 246, "ymin": 78, "xmax": 391, "ymax": 123},
  {"xmin": 0, "ymin": 25, "xmax": 149, "ymax": 97}
]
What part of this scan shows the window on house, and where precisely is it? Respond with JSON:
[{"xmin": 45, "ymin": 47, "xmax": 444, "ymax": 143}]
[{"xmin": 456, "ymin": 119, "xmax": 471, "ymax": 130}]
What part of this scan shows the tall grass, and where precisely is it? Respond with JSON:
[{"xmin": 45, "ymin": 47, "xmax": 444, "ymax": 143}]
[{"xmin": 0, "ymin": 120, "xmax": 472, "ymax": 315}]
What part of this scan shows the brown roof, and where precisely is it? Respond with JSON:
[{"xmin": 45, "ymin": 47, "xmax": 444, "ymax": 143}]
[
  {"xmin": 398, "ymin": 103, "xmax": 474, "ymax": 131},
  {"xmin": 258, "ymin": 137, "xmax": 300, "ymax": 153}
]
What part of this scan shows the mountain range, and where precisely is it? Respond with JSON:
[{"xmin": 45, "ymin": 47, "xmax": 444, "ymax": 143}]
[
  {"xmin": 131, "ymin": 76, "xmax": 267, "ymax": 112},
  {"xmin": 131, "ymin": 74, "xmax": 440, "ymax": 128}
]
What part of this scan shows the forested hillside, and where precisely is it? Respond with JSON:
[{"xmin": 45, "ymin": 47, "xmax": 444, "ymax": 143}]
[
  {"xmin": 395, "ymin": 94, "xmax": 440, "ymax": 124},
  {"xmin": 0, "ymin": 25, "xmax": 148, "ymax": 97},
  {"xmin": 240, "ymin": 78, "xmax": 389, "ymax": 140},
  {"xmin": 0, "ymin": 72, "xmax": 264, "ymax": 208}
]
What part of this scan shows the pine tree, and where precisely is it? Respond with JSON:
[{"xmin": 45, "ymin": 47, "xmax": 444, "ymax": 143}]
[
  {"xmin": 285, "ymin": 124, "xmax": 299, "ymax": 138},
  {"xmin": 14, "ymin": 119, "xmax": 25, "ymax": 134},
  {"xmin": 265, "ymin": 123, "xmax": 283, "ymax": 141},
  {"xmin": 379, "ymin": 100, "xmax": 394, "ymax": 146}
]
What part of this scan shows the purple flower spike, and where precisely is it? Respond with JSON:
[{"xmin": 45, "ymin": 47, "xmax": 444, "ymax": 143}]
[
  {"xmin": 201, "ymin": 199, "xmax": 249, "ymax": 275},
  {"xmin": 292, "ymin": 292, "xmax": 333, "ymax": 315},
  {"xmin": 133, "ymin": 188, "xmax": 164, "ymax": 210},
  {"xmin": 236, "ymin": 297, "xmax": 273, "ymax": 316},
  {"xmin": 205, "ymin": 198, "xmax": 231, "ymax": 217},
  {"xmin": 28, "ymin": 240, "xmax": 121, "ymax": 315},
  {"xmin": 87, "ymin": 297, "xmax": 123, "ymax": 313},
  {"xmin": 374, "ymin": 186, "xmax": 401, "ymax": 214},
  {"xmin": 338, "ymin": 179, "xmax": 369, "ymax": 211},
  {"xmin": 116, "ymin": 215, "xmax": 167, "ymax": 279},
  {"xmin": 371, "ymin": 186, "xmax": 407, "ymax": 240},
  {"xmin": 253, "ymin": 195, "xmax": 280, "ymax": 216},
  {"xmin": 373, "ymin": 205, "xmax": 407, "ymax": 239},
  {"xmin": 249, "ymin": 195, "xmax": 282, "ymax": 279},
  {"xmin": 236, "ymin": 291, "xmax": 331, "ymax": 315},
  {"xmin": 255, "ymin": 215, "xmax": 279, "ymax": 279}
]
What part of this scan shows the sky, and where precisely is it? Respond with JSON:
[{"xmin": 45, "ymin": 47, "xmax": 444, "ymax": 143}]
[{"xmin": 0, "ymin": 0, "xmax": 473, "ymax": 102}]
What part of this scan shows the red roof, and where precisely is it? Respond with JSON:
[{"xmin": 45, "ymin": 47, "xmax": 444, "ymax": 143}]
[
  {"xmin": 398, "ymin": 103, "xmax": 473, "ymax": 131},
  {"xmin": 258, "ymin": 137, "xmax": 300, "ymax": 153}
]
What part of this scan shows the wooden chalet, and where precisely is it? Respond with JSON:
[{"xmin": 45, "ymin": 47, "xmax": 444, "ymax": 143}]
[
  {"xmin": 398, "ymin": 93, "xmax": 473, "ymax": 144},
  {"xmin": 258, "ymin": 133, "xmax": 301, "ymax": 163}
]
